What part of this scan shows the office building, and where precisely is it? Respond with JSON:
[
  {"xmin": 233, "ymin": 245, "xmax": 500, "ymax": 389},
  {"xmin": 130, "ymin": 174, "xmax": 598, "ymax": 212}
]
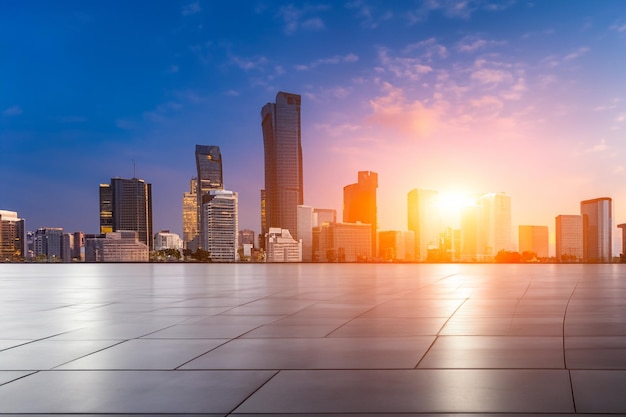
[
  {"xmin": 154, "ymin": 230, "xmax": 183, "ymax": 251},
  {"xmin": 378, "ymin": 230, "xmax": 415, "ymax": 262},
  {"xmin": 100, "ymin": 177, "xmax": 153, "ymax": 250},
  {"xmin": 195, "ymin": 145, "xmax": 224, "ymax": 249},
  {"xmin": 261, "ymin": 92, "xmax": 303, "ymax": 240},
  {"xmin": 0, "ymin": 210, "xmax": 25, "ymax": 262},
  {"xmin": 33, "ymin": 227, "xmax": 64, "ymax": 262},
  {"xmin": 265, "ymin": 227, "xmax": 302, "ymax": 262},
  {"xmin": 72, "ymin": 231, "xmax": 85, "ymax": 261},
  {"xmin": 555, "ymin": 215, "xmax": 583, "ymax": 262},
  {"xmin": 297, "ymin": 205, "xmax": 314, "ymax": 262},
  {"xmin": 581, "ymin": 197, "xmax": 612, "ymax": 263},
  {"xmin": 182, "ymin": 178, "xmax": 199, "ymax": 250},
  {"xmin": 316, "ymin": 222, "xmax": 371, "ymax": 262},
  {"xmin": 201, "ymin": 190, "xmax": 238, "ymax": 262},
  {"xmin": 407, "ymin": 189, "xmax": 439, "ymax": 261},
  {"xmin": 344, "ymin": 171, "xmax": 378, "ymax": 258},
  {"xmin": 519, "ymin": 225, "xmax": 549, "ymax": 259},
  {"xmin": 85, "ymin": 231, "xmax": 149, "ymax": 262},
  {"xmin": 238, "ymin": 229, "xmax": 256, "ymax": 248},
  {"xmin": 618, "ymin": 223, "xmax": 626, "ymax": 262},
  {"xmin": 314, "ymin": 208, "xmax": 336, "ymax": 225}
]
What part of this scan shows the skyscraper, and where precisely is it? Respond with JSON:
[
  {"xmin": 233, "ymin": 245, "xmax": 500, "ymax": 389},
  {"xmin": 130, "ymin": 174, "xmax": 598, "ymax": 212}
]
[
  {"xmin": 0, "ymin": 210, "xmax": 25, "ymax": 261},
  {"xmin": 195, "ymin": 145, "xmax": 224, "ymax": 249},
  {"xmin": 343, "ymin": 171, "xmax": 378, "ymax": 258},
  {"xmin": 555, "ymin": 215, "xmax": 583, "ymax": 262},
  {"xmin": 99, "ymin": 177, "xmax": 153, "ymax": 250},
  {"xmin": 261, "ymin": 92, "xmax": 303, "ymax": 240},
  {"xmin": 201, "ymin": 189, "xmax": 238, "ymax": 262},
  {"xmin": 581, "ymin": 197, "xmax": 612, "ymax": 263},
  {"xmin": 407, "ymin": 189, "xmax": 439, "ymax": 261},
  {"xmin": 477, "ymin": 192, "xmax": 512, "ymax": 260},
  {"xmin": 182, "ymin": 177, "xmax": 198, "ymax": 250}
]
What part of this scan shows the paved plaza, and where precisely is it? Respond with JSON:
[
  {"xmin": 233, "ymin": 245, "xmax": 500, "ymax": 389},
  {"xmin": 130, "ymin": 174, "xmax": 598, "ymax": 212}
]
[{"xmin": 1, "ymin": 262, "xmax": 626, "ymax": 416}]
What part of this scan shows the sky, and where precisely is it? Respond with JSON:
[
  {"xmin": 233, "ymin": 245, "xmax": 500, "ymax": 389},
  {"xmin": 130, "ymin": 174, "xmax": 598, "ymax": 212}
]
[{"xmin": 2, "ymin": 0, "xmax": 626, "ymax": 253}]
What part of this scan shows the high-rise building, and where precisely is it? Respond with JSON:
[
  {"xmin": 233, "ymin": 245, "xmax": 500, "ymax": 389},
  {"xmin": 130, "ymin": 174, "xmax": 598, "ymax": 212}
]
[
  {"xmin": 556, "ymin": 215, "xmax": 583, "ymax": 262},
  {"xmin": 618, "ymin": 223, "xmax": 626, "ymax": 262},
  {"xmin": 297, "ymin": 205, "xmax": 314, "ymax": 262},
  {"xmin": 343, "ymin": 171, "xmax": 378, "ymax": 258},
  {"xmin": 518, "ymin": 225, "xmax": 549, "ymax": 258},
  {"xmin": 72, "ymin": 231, "xmax": 85, "ymax": 261},
  {"xmin": 581, "ymin": 197, "xmax": 612, "ymax": 263},
  {"xmin": 0, "ymin": 210, "xmax": 25, "ymax": 261},
  {"xmin": 476, "ymin": 192, "xmax": 512, "ymax": 261},
  {"xmin": 34, "ymin": 227, "xmax": 64, "ymax": 261},
  {"xmin": 195, "ymin": 145, "xmax": 224, "ymax": 249},
  {"xmin": 378, "ymin": 230, "xmax": 415, "ymax": 261},
  {"xmin": 238, "ymin": 229, "xmax": 256, "ymax": 248},
  {"xmin": 261, "ymin": 92, "xmax": 303, "ymax": 241},
  {"xmin": 314, "ymin": 208, "xmax": 336, "ymax": 225},
  {"xmin": 201, "ymin": 190, "xmax": 238, "ymax": 262},
  {"xmin": 100, "ymin": 177, "xmax": 153, "ymax": 250},
  {"xmin": 316, "ymin": 222, "xmax": 371, "ymax": 262},
  {"xmin": 182, "ymin": 177, "xmax": 198, "ymax": 250},
  {"xmin": 407, "ymin": 189, "xmax": 439, "ymax": 261}
]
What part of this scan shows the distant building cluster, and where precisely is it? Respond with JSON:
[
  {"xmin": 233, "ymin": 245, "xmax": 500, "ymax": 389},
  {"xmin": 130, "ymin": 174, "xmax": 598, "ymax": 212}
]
[{"xmin": 3, "ymin": 92, "xmax": 625, "ymax": 263}]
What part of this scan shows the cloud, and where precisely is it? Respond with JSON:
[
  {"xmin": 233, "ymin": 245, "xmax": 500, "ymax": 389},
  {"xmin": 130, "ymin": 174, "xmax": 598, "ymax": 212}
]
[
  {"xmin": 278, "ymin": 4, "xmax": 329, "ymax": 34},
  {"xmin": 174, "ymin": 89, "xmax": 207, "ymax": 103},
  {"xmin": 471, "ymin": 68, "xmax": 513, "ymax": 84},
  {"xmin": 366, "ymin": 82, "xmax": 441, "ymax": 138},
  {"xmin": 3, "ymin": 106, "xmax": 22, "ymax": 116},
  {"xmin": 457, "ymin": 35, "xmax": 506, "ymax": 52},
  {"xmin": 610, "ymin": 23, "xmax": 626, "ymax": 32},
  {"xmin": 403, "ymin": 38, "xmax": 448, "ymax": 60},
  {"xmin": 224, "ymin": 90, "xmax": 240, "ymax": 97},
  {"xmin": 346, "ymin": 0, "xmax": 393, "ymax": 29},
  {"xmin": 230, "ymin": 54, "xmax": 268, "ymax": 71},
  {"xmin": 315, "ymin": 122, "xmax": 361, "ymax": 137},
  {"xmin": 585, "ymin": 139, "xmax": 609, "ymax": 153},
  {"xmin": 377, "ymin": 47, "xmax": 435, "ymax": 81},
  {"xmin": 295, "ymin": 53, "xmax": 359, "ymax": 70},
  {"xmin": 564, "ymin": 47, "xmax": 590, "ymax": 61},
  {"xmin": 182, "ymin": 2, "xmax": 201, "ymax": 16},
  {"xmin": 408, "ymin": 0, "xmax": 514, "ymax": 22}
]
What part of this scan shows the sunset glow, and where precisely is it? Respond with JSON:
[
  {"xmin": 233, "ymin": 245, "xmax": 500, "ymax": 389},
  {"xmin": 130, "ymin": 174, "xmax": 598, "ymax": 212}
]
[{"xmin": 1, "ymin": 1, "xmax": 625, "ymax": 254}]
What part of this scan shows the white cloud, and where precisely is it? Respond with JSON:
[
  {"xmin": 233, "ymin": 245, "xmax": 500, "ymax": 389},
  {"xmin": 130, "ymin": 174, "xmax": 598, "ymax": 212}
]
[
  {"xmin": 610, "ymin": 23, "xmax": 626, "ymax": 32},
  {"xmin": 346, "ymin": 0, "xmax": 393, "ymax": 29},
  {"xmin": 224, "ymin": 90, "xmax": 240, "ymax": 97},
  {"xmin": 457, "ymin": 35, "xmax": 506, "ymax": 52},
  {"xmin": 564, "ymin": 47, "xmax": 590, "ymax": 61},
  {"xmin": 404, "ymin": 37, "xmax": 448, "ymax": 59},
  {"xmin": 230, "ymin": 54, "xmax": 268, "ymax": 70},
  {"xmin": 585, "ymin": 139, "xmax": 609, "ymax": 153},
  {"xmin": 3, "ymin": 106, "xmax": 22, "ymax": 116},
  {"xmin": 278, "ymin": 4, "xmax": 329, "ymax": 34},
  {"xmin": 182, "ymin": 2, "xmax": 201, "ymax": 16},
  {"xmin": 471, "ymin": 68, "xmax": 513, "ymax": 84},
  {"xmin": 408, "ymin": 0, "xmax": 514, "ymax": 22},
  {"xmin": 295, "ymin": 53, "xmax": 359, "ymax": 71}
]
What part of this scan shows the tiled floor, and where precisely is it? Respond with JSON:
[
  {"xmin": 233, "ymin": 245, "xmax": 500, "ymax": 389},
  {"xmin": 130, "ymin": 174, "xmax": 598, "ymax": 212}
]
[{"xmin": 1, "ymin": 262, "xmax": 626, "ymax": 416}]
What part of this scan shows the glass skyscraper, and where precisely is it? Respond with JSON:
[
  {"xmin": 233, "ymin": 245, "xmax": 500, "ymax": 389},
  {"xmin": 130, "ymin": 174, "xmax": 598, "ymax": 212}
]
[
  {"xmin": 195, "ymin": 145, "xmax": 224, "ymax": 249},
  {"xmin": 261, "ymin": 92, "xmax": 303, "ymax": 240},
  {"xmin": 344, "ymin": 171, "xmax": 378, "ymax": 258},
  {"xmin": 581, "ymin": 197, "xmax": 612, "ymax": 263},
  {"xmin": 99, "ymin": 177, "xmax": 153, "ymax": 250}
]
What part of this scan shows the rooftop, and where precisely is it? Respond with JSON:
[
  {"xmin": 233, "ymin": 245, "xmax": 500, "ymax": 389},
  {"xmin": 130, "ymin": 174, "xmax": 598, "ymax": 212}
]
[{"xmin": 1, "ymin": 263, "xmax": 625, "ymax": 415}]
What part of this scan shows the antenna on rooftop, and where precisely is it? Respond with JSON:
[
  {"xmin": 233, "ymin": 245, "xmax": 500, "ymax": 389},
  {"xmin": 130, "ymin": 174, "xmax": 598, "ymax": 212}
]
[{"xmin": 132, "ymin": 159, "xmax": 136, "ymax": 179}]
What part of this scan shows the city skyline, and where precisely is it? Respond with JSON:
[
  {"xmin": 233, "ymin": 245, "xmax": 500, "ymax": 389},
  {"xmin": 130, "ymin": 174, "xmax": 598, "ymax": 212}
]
[{"xmin": 2, "ymin": 1, "xmax": 626, "ymax": 251}]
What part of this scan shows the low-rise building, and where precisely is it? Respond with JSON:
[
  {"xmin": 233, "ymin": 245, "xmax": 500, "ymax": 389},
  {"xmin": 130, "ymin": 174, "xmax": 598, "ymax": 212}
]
[
  {"xmin": 85, "ymin": 231, "xmax": 149, "ymax": 262},
  {"xmin": 265, "ymin": 228, "xmax": 302, "ymax": 262}
]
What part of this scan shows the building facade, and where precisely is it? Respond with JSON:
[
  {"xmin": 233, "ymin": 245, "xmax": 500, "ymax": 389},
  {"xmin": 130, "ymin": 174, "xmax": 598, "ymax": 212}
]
[
  {"xmin": 343, "ymin": 171, "xmax": 378, "ymax": 258},
  {"xmin": 265, "ymin": 227, "xmax": 302, "ymax": 262},
  {"xmin": 0, "ymin": 210, "xmax": 25, "ymax": 262},
  {"xmin": 182, "ymin": 177, "xmax": 198, "ymax": 250},
  {"xmin": 33, "ymin": 227, "xmax": 64, "ymax": 262},
  {"xmin": 316, "ymin": 222, "xmax": 371, "ymax": 262},
  {"xmin": 261, "ymin": 92, "xmax": 303, "ymax": 241},
  {"xmin": 378, "ymin": 230, "xmax": 415, "ymax": 262},
  {"xmin": 195, "ymin": 145, "xmax": 224, "ymax": 249},
  {"xmin": 407, "ymin": 189, "xmax": 439, "ymax": 261},
  {"xmin": 581, "ymin": 197, "xmax": 612, "ymax": 263},
  {"xmin": 100, "ymin": 177, "xmax": 153, "ymax": 250},
  {"xmin": 297, "ymin": 205, "xmax": 314, "ymax": 262},
  {"xmin": 555, "ymin": 215, "xmax": 583, "ymax": 262},
  {"xmin": 85, "ymin": 231, "xmax": 149, "ymax": 262},
  {"xmin": 518, "ymin": 225, "xmax": 549, "ymax": 259},
  {"xmin": 201, "ymin": 190, "xmax": 238, "ymax": 262}
]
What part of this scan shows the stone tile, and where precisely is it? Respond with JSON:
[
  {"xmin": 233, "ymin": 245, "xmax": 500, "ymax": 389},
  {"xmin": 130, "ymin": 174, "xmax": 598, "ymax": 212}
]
[
  {"xmin": 418, "ymin": 336, "xmax": 564, "ymax": 368},
  {"xmin": 0, "ymin": 340, "xmax": 118, "ymax": 370},
  {"xmin": 181, "ymin": 337, "xmax": 434, "ymax": 369},
  {"xmin": 58, "ymin": 339, "xmax": 228, "ymax": 370},
  {"xmin": 571, "ymin": 370, "xmax": 626, "ymax": 413},
  {"xmin": 0, "ymin": 370, "xmax": 274, "ymax": 413},
  {"xmin": 327, "ymin": 317, "xmax": 448, "ymax": 337},
  {"xmin": 234, "ymin": 369, "xmax": 574, "ymax": 413},
  {"xmin": 0, "ymin": 371, "xmax": 35, "ymax": 385}
]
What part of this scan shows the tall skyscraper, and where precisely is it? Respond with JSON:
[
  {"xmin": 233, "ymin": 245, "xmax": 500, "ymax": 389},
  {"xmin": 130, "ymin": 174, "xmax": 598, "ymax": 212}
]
[
  {"xmin": 518, "ymin": 225, "xmax": 549, "ymax": 258},
  {"xmin": 618, "ymin": 223, "xmax": 626, "ymax": 262},
  {"xmin": 201, "ymin": 190, "xmax": 238, "ymax": 262},
  {"xmin": 182, "ymin": 177, "xmax": 198, "ymax": 250},
  {"xmin": 477, "ymin": 192, "xmax": 512, "ymax": 260},
  {"xmin": 99, "ymin": 177, "xmax": 153, "ymax": 250},
  {"xmin": 195, "ymin": 145, "xmax": 224, "ymax": 249},
  {"xmin": 555, "ymin": 215, "xmax": 583, "ymax": 262},
  {"xmin": 0, "ymin": 210, "xmax": 25, "ymax": 261},
  {"xmin": 343, "ymin": 171, "xmax": 378, "ymax": 258},
  {"xmin": 261, "ymin": 92, "xmax": 303, "ymax": 240},
  {"xmin": 407, "ymin": 189, "xmax": 439, "ymax": 261},
  {"xmin": 581, "ymin": 197, "xmax": 612, "ymax": 263}
]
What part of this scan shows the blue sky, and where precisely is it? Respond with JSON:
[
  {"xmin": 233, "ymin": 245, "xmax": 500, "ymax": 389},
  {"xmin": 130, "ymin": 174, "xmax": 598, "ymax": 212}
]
[{"xmin": 2, "ymin": 1, "xmax": 626, "ymax": 250}]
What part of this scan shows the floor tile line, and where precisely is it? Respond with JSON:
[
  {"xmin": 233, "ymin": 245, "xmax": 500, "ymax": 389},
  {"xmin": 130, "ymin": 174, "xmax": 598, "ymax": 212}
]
[
  {"xmin": 174, "ymin": 339, "xmax": 234, "ymax": 370},
  {"xmin": 226, "ymin": 370, "xmax": 280, "ymax": 415},
  {"xmin": 0, "ymin": 370, "xmax": 38, "ymax": 387},
  {"xmin": 49, "ymin": 339, "xmax": 128, "ymax": 370},
  {"xmin": 562, "ymin": 279, "xmax": 580, "ymax": 369}
]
